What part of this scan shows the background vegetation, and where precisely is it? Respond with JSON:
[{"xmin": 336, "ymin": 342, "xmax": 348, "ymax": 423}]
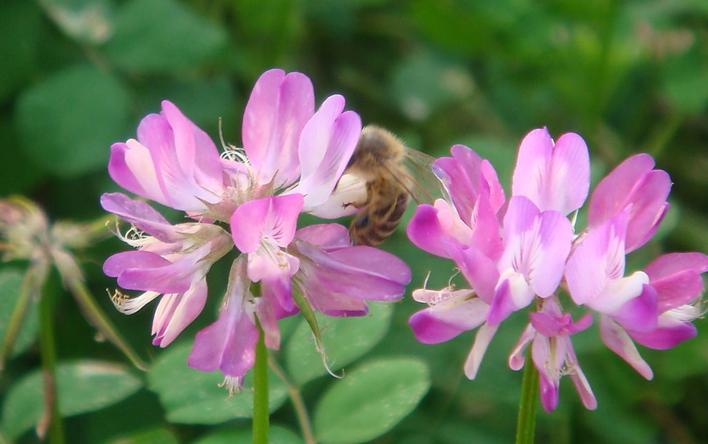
[{"xmin": 0, "ymin": 0, "xmax": 706, "ymax": 443}]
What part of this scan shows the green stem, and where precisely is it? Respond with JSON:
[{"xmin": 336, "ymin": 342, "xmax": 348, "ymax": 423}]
[
  {"xmin": 253, "ymin": 322, "xmax": 269, "ymax": 444},
  {"xmin": 515, "ymin": 357, "xmax": 539, "ymax": 444},
  {"xmin": 38, "ymin": 287, "xmax": 65, "ymax": 444},
  {"xmin": 269, "ymin": 356, "xmax": 316, "ymax": 444}
]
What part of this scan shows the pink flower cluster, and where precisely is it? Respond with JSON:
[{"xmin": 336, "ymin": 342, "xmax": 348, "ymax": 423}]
[
  {"xmin": 103, "ymin": 69, "xmax": 410, "ymax": 390},
  {"xmin": 407, "ymin": 129, "xmax": 707, "ymax": 411}
]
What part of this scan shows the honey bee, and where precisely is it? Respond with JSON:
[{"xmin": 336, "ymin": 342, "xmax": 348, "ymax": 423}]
[{"xmin": 343, "ymin": 125, "xmax": 446, "ymax": 246}]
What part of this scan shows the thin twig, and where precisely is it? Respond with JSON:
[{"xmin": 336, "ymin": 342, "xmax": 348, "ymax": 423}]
[{"xmin": 269, "ymin": 356, "xmax": 317, "ymax": 444}]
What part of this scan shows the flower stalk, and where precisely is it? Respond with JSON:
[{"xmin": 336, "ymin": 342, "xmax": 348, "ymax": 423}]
[
  {"xmin": 253, "ymin": 322, "xmax": 269, "ymax": 444},
  {"xmin": 515, "ymin": 354, "xmax": 539, "ymax": 444},
  {"xmin": 38, "ymin": 284, "xmax": 64, "ymax": 444}
]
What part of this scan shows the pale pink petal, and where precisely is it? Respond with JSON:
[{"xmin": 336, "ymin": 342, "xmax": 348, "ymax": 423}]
[
  {"xmin": 409, "ymin": 297, "xmax": 489, "ymax": 344},
  {"xmin": 512, "ymin": 128, "xmax": 553, "ymax": 211},
  {"xmin": 508, "ymin": 323, "xmax": 535, "ymax": 370},
  {"xmin": 108, "ymin": 142, "xmax": 148, "ymax": 198},
  {"xmin": 307, "ymin": 173, "xmax": 367, "ymax": 219},
  {"xmin": 531, "ymin": 334, "xmax": 561, "ymax": 412},
  {"xmin": 599, "ymin": 315, "xmax": 653, "ymax": 380},
  {"xmin": 464, "ymin": 322, "xmax": 497, "ymax": 379},
  {"xmin": 296, "ymin": 96, "xmax": 362, "ymax": 209},
  {"xmin": 546, "ymin": 133, "xmax": 590, "ymax": 214},
  {"xmin": 152, "ymin": 278, "xmax": 208, "ymax": 347},
  {"xmin": 527, "ymin": 210, "xmax": 573, "ymax": 297},
  {"xmin": 566, "ymin": 214, "xmax": 629, "ymax": 305},
  {"xmin": 242, "ymin": 69, "xmax": 315, "ymax": 186},
  {"xmin": 646, "ymin": 252, "xmax": 708, "ymax": 310},
  {"xmin": 565, "ymin": 340, "xmax": 597, "ymax": 410},
  {"xmin": 587, "ymin": 271, "xmax": 650, "ymax": 317},
  {"xmin": 231, "ymin": 194, "xmax": 304, "ymax": 253},
  {"xmin": 295, "ymin": 224, "xmax": 351, "ymax": 250}
]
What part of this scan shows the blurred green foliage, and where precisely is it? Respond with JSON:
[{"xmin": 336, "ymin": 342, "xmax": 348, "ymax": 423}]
[{"xmin": 0, "ymin": 0, "xmax": 706, "ymax": 443}]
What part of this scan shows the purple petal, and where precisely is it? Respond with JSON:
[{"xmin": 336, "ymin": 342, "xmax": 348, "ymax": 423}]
[
  {"xmin": 409, "ymin": 297, "xmax": 489, "ymax": 344},
  {"xmin": 646, "ymin": 252, "xmax": 708, "ymax": 311},
  {"xmin": 242, "ymin": 69, "xmax": 314, "ymax": 186},
  {"xmin": 599, "ymin": 315, "xmax": 653, "ymax": 380},
  {"xmin": 100, "ymin": 193, "xmax": 178, "ymax": 242}
]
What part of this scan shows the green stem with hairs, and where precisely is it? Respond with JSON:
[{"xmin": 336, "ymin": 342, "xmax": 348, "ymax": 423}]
[
  {"xmin": 515, "ymin": 354, "xmax": 539, "ymax": 444},
  {"xmin": 253, "ymin": 321, "xmax": 269, "ymax": 444}
]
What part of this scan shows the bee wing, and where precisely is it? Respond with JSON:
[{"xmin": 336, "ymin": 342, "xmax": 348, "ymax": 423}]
[{"xmin": 396, "ymin": 148, "xmax": 450, "ymax": 204}]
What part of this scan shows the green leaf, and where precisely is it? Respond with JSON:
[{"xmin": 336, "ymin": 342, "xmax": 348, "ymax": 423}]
[
  {"xmin": 314, "ymin": 357, "xmax": 431, "ymax": 444},
  {"xmin": 147, "ymin": 341, "xmax": 287, "ymax": 424},
  {"xmin": 107, "ymin": 427, "xmax": 178, "ymax": 444},
  {"xmin": 194, "ymin": 425, "xmax": 302, "ymax": 444},
  {"xmin": 285, "ymin": 303, "xmax": 393, "ymax": 385},
  {"xmin": 0, "ymin": 0, "xmax": 41, "ymax": 101},
  {"xmin": 103, "ymin": 0, "xmax": 226, "ymax": 74},
  {"xmin": 15, "ymin": 64, "xmax": 131, "ymax": 177},
  {"xmin": 0, "ymin": 268, "xmax": 38, "ymax": 358},
  {"xmin": 0, "ymin": 360, "xmax": 142, "ymax": 439}
]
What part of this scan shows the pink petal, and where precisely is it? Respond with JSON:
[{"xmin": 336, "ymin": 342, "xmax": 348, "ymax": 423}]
[
  {"xmin": 231, "ymin": 194, "xmax": 304, "ymax": 253},
  {"xmin": 295, "ymin": 224, "xmax": 351, "ymax": 250},
  {"xmin": 588, "ymin": 153, "xmax": 655, "ymax": 226},
  {"xmin": 646, "ymin": 252, "xmax": 708, "ymax": 310},
  {"xmin": 407, "ymin": 202, "xmax": 471, "ymax": 259},
  {"xmin": 152, "ymin": 278, "xmax": 208, "ymax": 347},
  {"xmin": 566, "ymin": 214, "xmax": 629, "ymax": 305},
  {"xmin": 565, "ymin": 340, "xmax": 597, "ymax": 410},
  {"xmin": 599, "ymin": 315, "xmax": 653, "ymax": 380},
  {"xmin": 624, "ymin": 170, "xmax": 671, "ymax": 253},
  {"xmin": 296, "ymin": 96, "xmax": 362, "ymax": 209},
  {"xmin": 242, "ymin": 69, "xmax": 314, "ymax": 186},
  {"xmin": 262, "ymin": 276, "xmax": 297, "ymax": 315},
  {"xmin": 464, "ymin": 322, "xmax": 497, "ymax": 379},
  {"xmin": 487, "ymin": 273, "xmax": 534, "ymax": 325},
  {"xmin": 409, "ymin": 297, "xmax": 489, "ymax": 344},
  {"xmin": 100, "ymin": 193, "xmax": 178, "ymax": 242},
  {"xmin": 451, "ymin": 246, "xmax": 499, "ymax": 304},
  {"xmin": 103, "ymin": 251, "xmax": 170, "ymax": 278},
  {"xmin": 108, "ymin": 143, "xmax": 149, "ymax": 199},
  {"xmin": 532, "ymin": 334, "xmax": 561, "ymax": 412}
]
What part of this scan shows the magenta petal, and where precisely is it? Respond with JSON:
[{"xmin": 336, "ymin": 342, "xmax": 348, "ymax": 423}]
[
  {"xmin": 629, "ymin": 321, "xmax": 697, "ymax": 350},
  {"xmin": 646, "ymin": 252, "xmax": 708, "ymax": 310},
  {"xmin": 487, "ymin": 279, "xmax": 517, "ymax": 326},
  {"xmin": 599, "ymin": 315, "xmax": 653, "ymax": 380},
  {"xmin": 611, "ymin": 284, "xmax": 657, "ymax": 333},
  {"xmin": 100, "ymin": 193, "xmax": 178, "ymax": 242},
  {"xmin": 508, "ymin": 324, "xmax": 535, "ymax": 370},
  {"xmin": 262, "ymin": 276, "xmax": 296, "ymax": 314}
]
